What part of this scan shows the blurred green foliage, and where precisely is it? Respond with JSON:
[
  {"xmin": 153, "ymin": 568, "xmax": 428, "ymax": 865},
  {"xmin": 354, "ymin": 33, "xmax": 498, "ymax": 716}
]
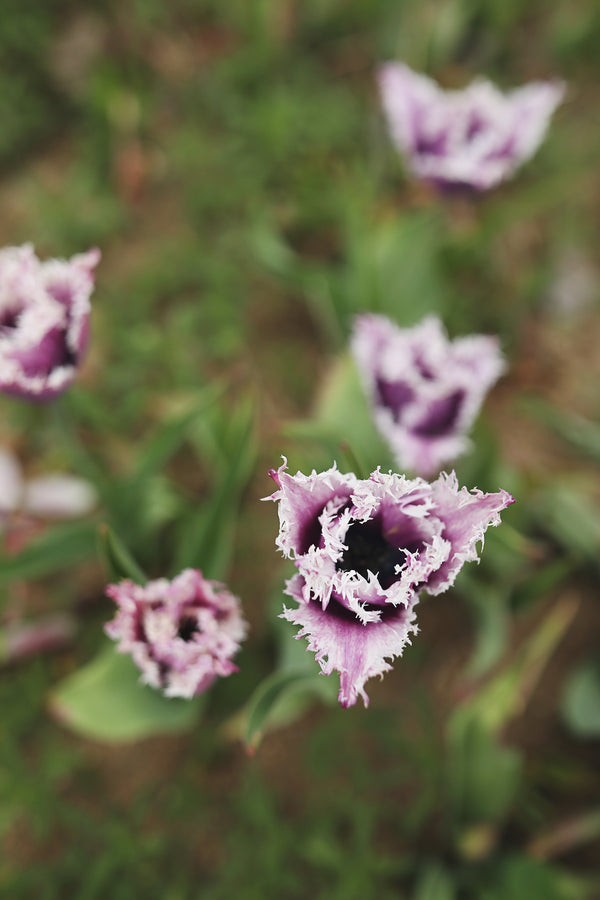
[{"xmin": 0, "ymin": 0, "xmax": 598, "ymax": 897}]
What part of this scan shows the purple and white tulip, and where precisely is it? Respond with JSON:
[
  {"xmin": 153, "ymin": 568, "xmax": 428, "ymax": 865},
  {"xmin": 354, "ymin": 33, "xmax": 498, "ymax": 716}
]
[
  {"xmin": 0, "ymin": 243, "xmax": 100, "ymax": 400},
  {"xmin": 105, "ymin": 569, "xmax": 248, "ymax": 699},
  {"xmin": 268, "ymin": 460, "xmax": 513, "ymax": 708},
  {"xmin": 352, "ymin": 315, "xmax": 505, "ymax": 477},
  {"xmin": 378, "ymin": 62, "xmax": 565, "ymax": 190}
]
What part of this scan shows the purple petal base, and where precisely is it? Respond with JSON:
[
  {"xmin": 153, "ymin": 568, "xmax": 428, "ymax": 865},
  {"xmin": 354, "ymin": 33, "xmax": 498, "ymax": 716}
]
[
  {"xmin": 0, "ymin": 244, "xmax": 100, "ymax": 401},
  {"xmin": 283, "ymin": 574, "xmax": 418, "ymax": 708}
]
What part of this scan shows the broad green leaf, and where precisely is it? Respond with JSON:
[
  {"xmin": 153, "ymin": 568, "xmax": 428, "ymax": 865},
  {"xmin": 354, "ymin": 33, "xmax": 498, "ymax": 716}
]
[
  {"xmin": 98, "ymin": 524, "xmax": 147, "ymax": 584},
  {"xmin": 481, "ymin": 854, "xmax": 589, "ymax": 900},
  {"xmin": 50, "ymin": 645, "xmax": 202, "ymax": 743},
  {"xmin": 414, "ymin": 862, "xmax": 456, "ymax": 900},
  {"xmin": 0, "ymin": 521, "xmax": 97, "ymax": 586},
  {"xmin": 285, "ymin": 353, "xmax": 392, "ymax": 475},
  {"xmin": 244, "ymin": 668, "xmax": 337, "ymax": 752},
  {"xmin": 333, "ymin": 209, "xmax": 448, "ymax": 325},
  {"xmin": 561, "ymin": 659, "xmax": 600, "ymax": 737},
  {"xmin": 254, "ymin": 209, "xmax": 449, "ymax": 344}
]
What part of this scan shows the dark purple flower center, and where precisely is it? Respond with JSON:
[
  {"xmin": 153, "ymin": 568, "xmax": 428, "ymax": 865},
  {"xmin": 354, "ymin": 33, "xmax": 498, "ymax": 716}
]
[
  {"xmin": 337, "ymin": 519, "xmax": 416, "ymax": 590},
  {"xmin": 484, "ymin": 136, "xmax": 516, "ymax": 163},
  {"xmin": 14, "ymin": 326, "xmax": 78, "ymax": 377},
  {"xmin": 465, "ymin": 112, "xmax": 486, "ymax": 142},
  {"xmin": 413, "ymin": 355, "xmax": 435, "ymax": 380},
  {"xmin": 157, "ymin": 660, "xmax": 170, "ymax": 686},
  {"xmin": 375, "ymin": 378, "xmax": 415, "ymax": 422},
  {"xmin": 177, "ymin": 616, "xmax": 200, "ymax": 642},
  {"xmin": 299, "ymin": 517, "xmax": 323, "ymax": 555},
  {"xmin": 0, "ymin": 307, "xmax": 21, "ymax": 333},
  {"xmin": 59, "ymin": 342, "xmax": 77, "ymax": 368},
  {"xmin": 415, "ymin": 133, "xmax": 447, "ymax": 157},
  {"xmin": 134, "ymin": 615, "xmax": 147, "ymax": 642},
  {"xmin": 413, "ymin": 389, "xmax": 464, "ymax": 437},
  {"xmin": 323, "ymin": 595, "xmax": 399, "ymax": 623},
  {"xmin": 298, "ymin": 492, "xmax": 354, "ymax": 555}
]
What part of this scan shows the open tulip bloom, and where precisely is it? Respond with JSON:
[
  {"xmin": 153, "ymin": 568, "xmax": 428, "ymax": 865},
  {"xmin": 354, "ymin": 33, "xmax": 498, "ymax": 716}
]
[
  {"xmin": 105, "ymin": 569, "xmax": 248, "ymax": 699},
  {"xmin": 268, "ymin": 460, "xmax": 513, "ymax": 708},
  {"xmin": 351, "ymin": 315, "xmax": 505, "ymax": 477},
  {"xmin": 0, "ymin": 243, "xmax": 100, "ymax": 401},
  {"xmin": 378, "ymin": 62, "xmax": 565, "ymax": 190}
]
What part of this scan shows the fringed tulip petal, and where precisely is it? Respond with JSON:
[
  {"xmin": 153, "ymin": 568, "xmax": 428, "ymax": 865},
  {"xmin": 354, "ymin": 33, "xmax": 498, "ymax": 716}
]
[
  {"xmin": 105, "ymin": 569, "xmax": 247, "ymax": 699},
  {"xmin": 352, "ymin": 315, "xmax": 505, "ymax": 476},
  {"xmin": 268, "ymin": 463, "xmax": 513, "ymax": 707}
]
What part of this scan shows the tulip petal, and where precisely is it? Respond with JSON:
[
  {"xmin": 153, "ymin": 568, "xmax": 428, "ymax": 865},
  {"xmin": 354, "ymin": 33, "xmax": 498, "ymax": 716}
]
[{"xmin": 378, "ymin": 62, "xmax": 564, "ymax": 190}]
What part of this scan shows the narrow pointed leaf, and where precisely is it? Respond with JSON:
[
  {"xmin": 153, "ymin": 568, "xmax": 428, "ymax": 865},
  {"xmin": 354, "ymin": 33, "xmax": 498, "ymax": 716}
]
[
  {"xmin": 521, "ymin": 397, "xmax": 600, "ymax": 464},
  {"xmin": 244, "ymin": 668, "xmax": 336, "ymax": 752},
  {"xmin": 99, "ymin": 525, "xmax": 147, "ymax": 584},
  {"xmin": 0, "ymin": 521, "xmax": 97, "ymax": 586},
  {"xmin": 133, "ymin": 388, "xmax": 222, "ymax": 484},
  {"xmin": 173, "ymin": 396, "xmax": 256, "ymax": 577},
  {"xmin": 451, "ymin": 593, "xmax": 579, "ymax": 736}
]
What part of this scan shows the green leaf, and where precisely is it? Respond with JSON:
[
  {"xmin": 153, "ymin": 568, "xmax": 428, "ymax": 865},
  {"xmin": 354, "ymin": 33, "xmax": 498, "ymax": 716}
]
[
  {"xmin": 534, "ymin": 483, "xmax": 600, "ymax": 567},
  {"xmin": 133, "ymin": 389, "xmax": 221, "ymax": 484},
  {"xmin": 244, "ymin": 668, "xmax": 336, "ymax": 752},
  {"xmin": 0, "ymin": 521, "xmax": 97, "ymax": 586},
  {"xmin": 425, "ymin": 0, "xmax": 473, "ymax": 66},
  {"xmin": 285, "ymin": 353, "xmax": 392, "ymax": 475},
  {"xmin": 173, "ymin": 394, "xmax": 257, "ymax": 577},
  {"xmin": 50, "ymin": 645, "xmax": 202, "ymax": 744},
  {"xmin": 274, "ymin": 604, "xmax": 320, "ymax": 673},
  {"xmin": 98, "ymin": 525, "xmax": 147, "ymax": 584},
  {"xmin": 511, "ymin": 557, "xmax": 574, "ymax": 611},
  {"xmin": 448, "ymin": 717, "xmax": 522, "ymax": 827},
  {"xmin": 481, "ymin": 855, "xmax": 588, "ymax": 900},
  {"xmin": 451, "ymin": 594, "xmax": 579, "ymax": 736},
  {"xmin": 414, "ymin": 863, "xmax": 456, "ymax": 900},
  {"xmin": 520, "ymin": 398, "xmax": 600, "ymax": 464},
  {"xmin": 334, "ymin": 209, "xmax": 448, "ymax": 324},
  {"xmin": 561, "ymin": 658, "xmax": 600, "ymax": 738},
  {"xmin": 251, "ymin": 220, "xmax": 343, "ymax": 346},
  {"xmin": 463, "ymin": 583, "xmax": 511, "ymax": 679}
]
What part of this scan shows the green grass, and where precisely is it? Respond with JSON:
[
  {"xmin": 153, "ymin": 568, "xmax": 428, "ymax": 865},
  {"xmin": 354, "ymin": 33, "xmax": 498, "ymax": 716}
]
[{"xmin": 0, "ymin": 1, "xmax": 599, "ymax": 897}]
